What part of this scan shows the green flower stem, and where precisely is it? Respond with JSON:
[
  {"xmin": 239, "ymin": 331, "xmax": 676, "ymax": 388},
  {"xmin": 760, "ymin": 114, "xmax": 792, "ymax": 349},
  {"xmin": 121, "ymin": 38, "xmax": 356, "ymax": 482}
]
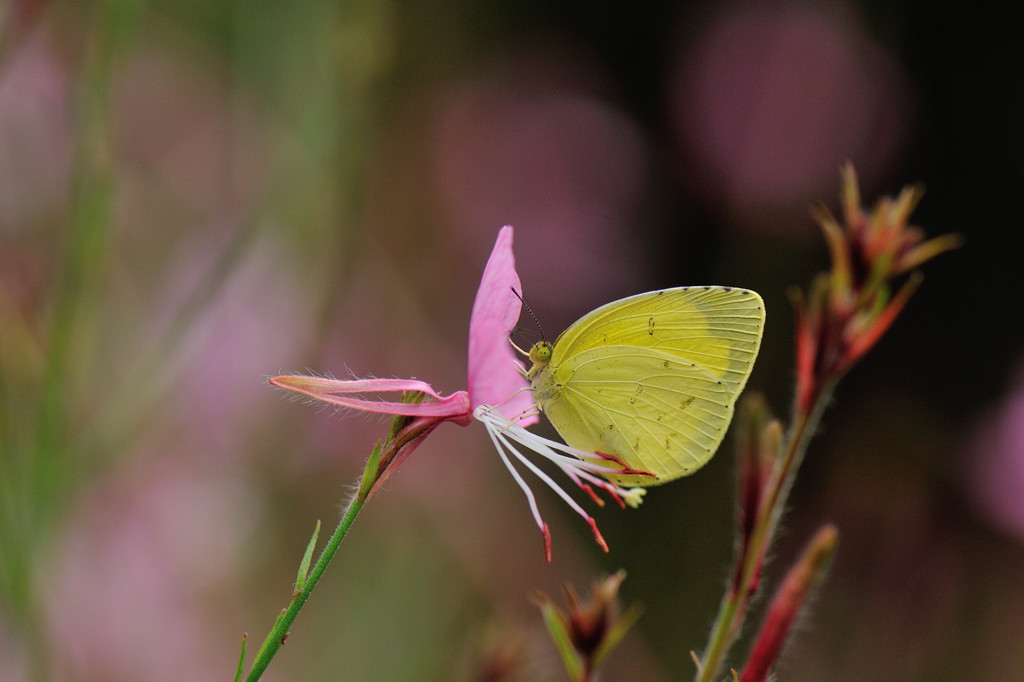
[
  {"xmin": 695, "ymin": 381, "xmax": 835, "ymax": 682},
  {"xmin": 245, "ymin": 492, "xmax": 365, "ymax": 682},
  {"xmin": 244, "ymin": 400, "xmax": 432, "ymax": 680}
]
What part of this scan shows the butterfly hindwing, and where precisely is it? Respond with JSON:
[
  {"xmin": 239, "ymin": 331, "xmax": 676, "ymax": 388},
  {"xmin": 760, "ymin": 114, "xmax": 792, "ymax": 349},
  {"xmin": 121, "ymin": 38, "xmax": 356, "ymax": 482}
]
[{"xmin": 541, "ymin": 345, "xmax": 734, "ymax": 485}]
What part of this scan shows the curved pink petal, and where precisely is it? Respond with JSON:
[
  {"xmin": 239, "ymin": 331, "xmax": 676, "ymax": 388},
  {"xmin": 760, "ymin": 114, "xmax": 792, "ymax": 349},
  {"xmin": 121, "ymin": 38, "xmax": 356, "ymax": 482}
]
[
  {"xmin": 467, "ymin": 226, "xmax": 537, "ymax": 423},
  {"xmin": 270, "ymin": 375, "xmax": 472, "ymax": 421}
]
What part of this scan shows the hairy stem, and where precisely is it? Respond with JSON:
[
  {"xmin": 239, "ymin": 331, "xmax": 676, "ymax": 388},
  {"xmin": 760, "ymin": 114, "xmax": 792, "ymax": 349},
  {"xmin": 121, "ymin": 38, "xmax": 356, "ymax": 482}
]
[
  {"xmin": 694, "ymin": 380, "xmax": 835, "ymax": 682},
  {"xmin": 245, "ymin": 492, "xmax": 365, "ymax": 681}
]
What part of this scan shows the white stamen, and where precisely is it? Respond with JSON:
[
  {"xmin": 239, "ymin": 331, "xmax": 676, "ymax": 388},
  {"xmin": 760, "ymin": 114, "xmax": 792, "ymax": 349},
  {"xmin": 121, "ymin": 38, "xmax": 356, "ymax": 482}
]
[
  {"xmin": 473, "ymin": 405, "xmax": 646, "ymax": 511},
  {"xmin": 481, "ymin": 418, "xmax": 547, "ymax": 534},
  {"xmin": 491, "ymin": 425, "xmax": 595, "ymax": 523}
]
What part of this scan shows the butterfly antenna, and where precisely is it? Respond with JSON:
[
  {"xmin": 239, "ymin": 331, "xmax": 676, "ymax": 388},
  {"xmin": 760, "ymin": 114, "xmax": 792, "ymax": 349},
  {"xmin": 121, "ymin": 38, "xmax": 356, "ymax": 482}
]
[{"xmin": 511, "ymin": 287, "xmax": 545, "ymax": 341}]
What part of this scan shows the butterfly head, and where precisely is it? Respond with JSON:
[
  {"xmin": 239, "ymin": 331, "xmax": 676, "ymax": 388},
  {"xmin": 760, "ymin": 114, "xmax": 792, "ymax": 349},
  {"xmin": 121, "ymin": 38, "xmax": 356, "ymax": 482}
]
[{"xmin": 526, "ymin": 340, "xmax": 554, "ymax": 378}]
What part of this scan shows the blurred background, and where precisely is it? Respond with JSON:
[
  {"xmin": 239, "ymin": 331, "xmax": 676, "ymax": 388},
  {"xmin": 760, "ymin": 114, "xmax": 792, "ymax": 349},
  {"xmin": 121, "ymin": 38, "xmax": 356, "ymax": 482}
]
[{"xmin": 1, "ymin": 0, "xmax": 1021, "ymax": 680}]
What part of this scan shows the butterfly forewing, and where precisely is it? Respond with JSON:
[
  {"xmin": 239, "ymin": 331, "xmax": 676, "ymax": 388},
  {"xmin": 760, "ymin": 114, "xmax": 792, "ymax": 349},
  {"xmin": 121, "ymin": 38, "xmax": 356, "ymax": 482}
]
[{"xmin": 550, "ymin": 287, "xmax": 764, "ymax": 398}]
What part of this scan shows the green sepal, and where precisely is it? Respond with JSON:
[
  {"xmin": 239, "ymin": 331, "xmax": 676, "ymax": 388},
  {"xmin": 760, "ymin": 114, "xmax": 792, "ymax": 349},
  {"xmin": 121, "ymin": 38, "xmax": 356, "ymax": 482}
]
[
  {"xmin": 538, "ymin": 600, "xmax": 584, "ymax": 681},
  {"xmin": 294, "ymin": 520, "xmax": 321, "ymax": 595},
  {"xmin": 357, "ymin": 440, "xmax": 383, "ymax": 501},
  {"xmin": 254, "ymin": 609, "xmax": 286, "ymax": 663},
  {"xmin": 591, "ymin": 602, "xmax": 643, "ymax": 669},
  {"xmin": 234, "ymin": 633, "xmax": 247, "ymax": 682}
]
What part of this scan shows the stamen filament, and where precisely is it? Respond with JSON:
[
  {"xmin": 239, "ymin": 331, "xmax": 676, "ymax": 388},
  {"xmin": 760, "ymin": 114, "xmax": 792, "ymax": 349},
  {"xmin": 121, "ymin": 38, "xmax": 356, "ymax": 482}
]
[
  {"xmin": 474, "ymin": 405, "xmax": 641, "ymax": 556},
  {"xmin": 493, "ymin": 428, "xmax": 601, "ymax": 531},
  {"xmin": 483, "ymin": 426, "xmax": 546, "ymax": 531},
  {"xmin": 476, "ymin": 406, "xmax": 641, "ymax": 509}
]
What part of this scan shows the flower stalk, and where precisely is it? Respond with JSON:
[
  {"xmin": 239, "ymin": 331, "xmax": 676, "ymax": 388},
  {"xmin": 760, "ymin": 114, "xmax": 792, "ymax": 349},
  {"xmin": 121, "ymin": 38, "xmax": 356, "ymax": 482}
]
[
  {"xmin": 694, "ymin": 164, "xmax": 959, "ymax": 681},
  {"xmin": 244, "ymin": 482, "xmax": 365, "ymax": 681},
  {"xmin": 243, "ymin": 396, "xmax": 428, "ymax": 681},
  {"xmin": 739, "ymin": 524, "xmax": 838, "ymax": 682}
]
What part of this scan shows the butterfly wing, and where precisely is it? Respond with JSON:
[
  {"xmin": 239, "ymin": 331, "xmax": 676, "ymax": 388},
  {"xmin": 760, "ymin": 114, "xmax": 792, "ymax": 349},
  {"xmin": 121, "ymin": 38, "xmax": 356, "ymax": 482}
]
[
  {"xmin": 551, "ymin": 287, "xmax": 764, "ymax": 397},
  {"xmin": 541, "ymin": 346, "xmax": 735, "ymax": 485},
  {"xmin": 536, "ymin": 286, "xmax": 765, "ymax": 485}
]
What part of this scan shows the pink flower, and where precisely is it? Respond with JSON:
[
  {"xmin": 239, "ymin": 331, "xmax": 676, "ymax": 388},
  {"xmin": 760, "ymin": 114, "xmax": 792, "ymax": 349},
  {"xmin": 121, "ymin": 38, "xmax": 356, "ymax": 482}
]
[{"xmin": 272, "ymin": 226, "xmax": 644, "ymax": 561}]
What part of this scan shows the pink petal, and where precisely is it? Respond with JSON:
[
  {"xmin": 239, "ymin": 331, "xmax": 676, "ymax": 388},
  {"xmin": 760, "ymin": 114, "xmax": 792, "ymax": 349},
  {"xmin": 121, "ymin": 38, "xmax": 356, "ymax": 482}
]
[
  {"xmin": 467, "ymin": 226, "xmax": 537, "ymax": 423},
  {"xmin": 270, "ymin": 375, "xmax": 472, "ymax": 422}
]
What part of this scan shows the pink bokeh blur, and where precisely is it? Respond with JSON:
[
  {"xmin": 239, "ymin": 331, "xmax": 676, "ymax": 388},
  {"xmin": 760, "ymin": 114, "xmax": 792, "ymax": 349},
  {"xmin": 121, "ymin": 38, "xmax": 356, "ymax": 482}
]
[
  {"xmin": 0, "ymin": 30, "xmax": 71, "ymax": 233},
  {"xmin": 667, "ymin": 1, "xmax": 912, "ymax": 232},
  {"xmin": 46, "ymin": 458, "xmax": 258, "ymax": 681},
  {"xmin": 965, "ymin": 360, "xmax": 1024, "ymax": 538},
  {"xmin": 431, "ymin": 47, "xmax": 653, "ymax": 321}
]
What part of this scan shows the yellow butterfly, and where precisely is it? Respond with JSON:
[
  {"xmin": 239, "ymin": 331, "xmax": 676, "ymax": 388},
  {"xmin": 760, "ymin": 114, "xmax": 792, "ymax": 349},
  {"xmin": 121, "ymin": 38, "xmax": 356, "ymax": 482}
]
[{"xmin": 527, "ymin": 286, "xmax": 765, "ymax": 487}]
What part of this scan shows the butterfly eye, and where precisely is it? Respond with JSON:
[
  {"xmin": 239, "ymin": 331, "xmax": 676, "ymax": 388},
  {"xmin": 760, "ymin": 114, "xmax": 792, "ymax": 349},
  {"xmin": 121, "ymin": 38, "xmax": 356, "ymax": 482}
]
[{"xmin": 529, "ymin": 341, "xmax": 553, "ymax": 367}]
